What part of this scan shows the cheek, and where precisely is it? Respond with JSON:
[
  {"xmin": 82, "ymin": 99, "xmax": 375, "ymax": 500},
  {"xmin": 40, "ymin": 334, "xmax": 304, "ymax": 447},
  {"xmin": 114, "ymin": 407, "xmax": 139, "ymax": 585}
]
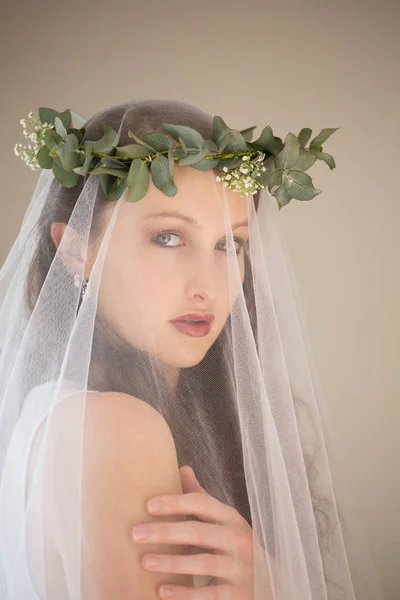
[{"xmin": 125, "ymin": 249, "xmax": 181, "ymax": 316}]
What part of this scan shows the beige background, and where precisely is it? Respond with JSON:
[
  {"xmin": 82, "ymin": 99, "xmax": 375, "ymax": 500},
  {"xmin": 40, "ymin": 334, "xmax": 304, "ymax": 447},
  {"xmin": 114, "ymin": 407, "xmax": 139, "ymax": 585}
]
[{"xmin": 0, "ymin": 1, "xmax": 398, "ymax": 597}]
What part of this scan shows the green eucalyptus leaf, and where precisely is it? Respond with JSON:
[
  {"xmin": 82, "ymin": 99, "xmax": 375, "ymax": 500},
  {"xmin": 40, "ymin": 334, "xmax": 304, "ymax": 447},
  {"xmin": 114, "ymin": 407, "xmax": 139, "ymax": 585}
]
[
  {"xmin": 298, "ymin": 128, "xmax": 312, "ymax": 148},
  {"xmin": 274, "ymin": 184, "xmax": 293, "ymax": 210},
  {"xmin": 283, "ymin": 170, "xmax": 322, "ymax": 200},
  {"xmin": 90, "ymin": 157, "xmax": 128, "ymax": 177},
  {"xmin": 57, "ymin": 134, "xmax": 81, "ymax": 171},
  {"xmin": 178, "ymin": 146, "xmax": 208, "ymax": 167},
  {"xmin": 67, "ymin": 127, "xmax": 84, "ymax": 143},
  {"xmin": 52, "ymin": 158, "xmax": 80, "ymax": 187},
  {"xmin": 39, "ymin": 108, "xmax": 71, "ymax": 128},
  {"xmin": 266, "ymin": 168, "xmax": 283, "ymax": 192},
  {"xmin": 190, "ymin": 139, "xmax": 219, "ymax": 170},
  {"xmin": 74, "ymin": 161, "xmax": 95, "ymax": 176},
  {"xmin": 99, "ymin": 174, "xmax": 128, "ymax": 201},
  {"xmin": 291, "ymin": 147, "xmax": 317, "ymax": 172},
  {"xmin": 58, "ymin": 110, "xmax": 72, "ymax": 129},
  {"xmin": 92, "ymin": 123, "xmax": 120, "ymax": 153},
  {"xmin": 39, "ymin": 108, "xmax": 59, "ymax": 126},
  {"xmin": 309, "ymin": 127, "xmax": 339, "ymax": 151},
  {"xmin": 172, "ymin": 149, "xmax": 186, "ymax": 158},
  {"xmin": 215, "ymin": 130, "xmax": 248, "ymax": 169},
  {"xmin": 178, "ymin": 136, "xmax": 188, "ymax": 155},
  {"xmin": 115, "ymin": 144, "xmax": 153, "ymax": 159},
  {"xmin": 275, "ymin": 133, "xmax": 301, "ymax": 170},
  {"xmin": 142, "ymin": 133, "xmax": 175, "ymax": 152},
  {"xmin": 251, "ymin": 125, "xmax": 283, "ymax": 156},
  {"xmin": 162, "ymin": 123, "xmax": 205, "ymax": 149},
  {"xmin": 54, "ymin": 117, "xmax": 68, "ymax": 139},
  {"xmin": 127, "ymin": 130, "xmax": 156, "ymax": 151},
  {"xmin": 73, "ymin": 141, "xmax": 95, "ymax": 175},
  {"xmin": 309, "ymin": 148, "xmax": 336, "ymax": 170},
  {"xmin": 37, "ymin": 145, "xmax": 53, "ymax": 169},
  {"xmin": 212, "ymin": 115, "xmax": 231, "ymax": 146},
  {"xmin": 150, "ymin": 155, "xmax": 178, "ymax": 196},
  {"xmin": 127, "ymin": 159, "xmax": 150, "ymax": 202},
  {"xmin": 45, "ymin": 129, "xmax": 64, "ymax": 150},
  {"xmin": 218, "ymin": 130, "xmax": 248, "ymax": 154},
  {"xmin": 73, "ymin": 156, "xmax": 95, "ymax": 175},
  {"xmin": 91, "ymin": 167, "xmax": 128, "ymax": 177},
  {"xmin": 239, "ymin": 126, "xmax": 257, "ymax": 142}
]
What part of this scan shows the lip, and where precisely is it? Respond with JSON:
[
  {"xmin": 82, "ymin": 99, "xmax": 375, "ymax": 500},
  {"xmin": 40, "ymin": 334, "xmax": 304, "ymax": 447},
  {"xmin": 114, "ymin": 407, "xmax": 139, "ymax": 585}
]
[
  {"xmin": 172, "ymin": 313, "xmax": 215, "ymax": 323},
  {"xmin": 170, "ymin": 313, "xmax": 214, "ymax": 338}
]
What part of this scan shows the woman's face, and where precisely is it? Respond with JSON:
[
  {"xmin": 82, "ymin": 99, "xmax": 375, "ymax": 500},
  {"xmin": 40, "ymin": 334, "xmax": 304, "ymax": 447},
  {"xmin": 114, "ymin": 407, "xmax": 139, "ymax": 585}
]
[{"xmin": 96, "ymin": 166, "xmax": 249, "ymax": 370}]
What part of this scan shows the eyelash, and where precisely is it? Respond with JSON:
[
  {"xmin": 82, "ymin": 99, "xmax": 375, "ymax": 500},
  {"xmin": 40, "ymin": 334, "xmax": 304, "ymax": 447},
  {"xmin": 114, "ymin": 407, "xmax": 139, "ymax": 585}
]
[{"xmin": 151, "ymin": 231, "xmax": 248, "ymax": 255}]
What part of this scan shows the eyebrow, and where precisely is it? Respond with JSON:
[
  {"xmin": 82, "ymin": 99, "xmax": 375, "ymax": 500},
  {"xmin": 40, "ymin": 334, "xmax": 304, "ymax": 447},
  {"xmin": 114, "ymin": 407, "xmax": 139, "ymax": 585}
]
[{"xmin": 143, "ymin": 211, "xmax": 248, "ymax": 230}]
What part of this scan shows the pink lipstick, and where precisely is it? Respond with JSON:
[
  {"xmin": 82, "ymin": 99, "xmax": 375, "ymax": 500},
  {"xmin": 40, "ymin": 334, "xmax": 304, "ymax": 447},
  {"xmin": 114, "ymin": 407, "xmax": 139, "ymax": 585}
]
[{"xmin": 170, "ymin": 313, "xmax": 214, "ymax": 338}]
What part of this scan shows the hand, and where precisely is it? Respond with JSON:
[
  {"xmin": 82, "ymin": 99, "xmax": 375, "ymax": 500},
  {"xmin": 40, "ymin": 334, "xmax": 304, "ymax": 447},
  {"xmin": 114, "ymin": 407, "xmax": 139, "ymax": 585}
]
[{"xmin": 132, "ymin": 465, "xmax": 254, "ymax": 599}]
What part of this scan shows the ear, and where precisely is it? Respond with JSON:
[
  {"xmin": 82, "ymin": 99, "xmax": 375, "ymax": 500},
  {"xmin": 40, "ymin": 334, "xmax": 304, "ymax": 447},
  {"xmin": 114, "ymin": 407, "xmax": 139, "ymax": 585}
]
[
  {"xmin": 50, "ymin": 222, "xmax": 67, "ymax": 250},
  {"xmin": 50, "ymin": 222, "xmax": 92, "ymax": 280}
]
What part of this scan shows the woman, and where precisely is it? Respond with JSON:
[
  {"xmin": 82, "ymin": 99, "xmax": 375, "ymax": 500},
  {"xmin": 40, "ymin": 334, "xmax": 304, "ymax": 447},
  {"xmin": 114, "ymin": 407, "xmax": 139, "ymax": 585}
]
[{"xmin": 0, "ymin": 99, "xmax": 384, "ymax": 599}]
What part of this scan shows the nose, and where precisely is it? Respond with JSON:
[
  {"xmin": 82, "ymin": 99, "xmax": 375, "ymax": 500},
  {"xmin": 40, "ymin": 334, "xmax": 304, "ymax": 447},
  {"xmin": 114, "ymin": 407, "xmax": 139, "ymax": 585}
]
[{"xmin": 184, "ymin": 255, "xmax": 219, "ymax": 302}]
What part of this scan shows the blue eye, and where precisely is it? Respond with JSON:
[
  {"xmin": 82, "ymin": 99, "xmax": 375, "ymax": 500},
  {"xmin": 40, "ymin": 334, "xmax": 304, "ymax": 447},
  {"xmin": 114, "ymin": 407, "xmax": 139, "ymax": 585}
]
[
  {"xmin": 152, "ymin": 232, "xmax": 182, "ymax": 248},
  {"xmin": 152, "ymin": 232, "xmax": 248, "ymax": 254}
]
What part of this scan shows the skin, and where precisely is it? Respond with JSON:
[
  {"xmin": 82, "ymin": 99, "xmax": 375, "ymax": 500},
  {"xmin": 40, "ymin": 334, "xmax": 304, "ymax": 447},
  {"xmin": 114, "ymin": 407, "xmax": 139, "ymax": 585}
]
[
  {"xmin": 50, "ymin": 166, "xmax": 263, "ymax": 598},
  {"xmin": 52, "ymin": 165, "xmax": 250, "ymax": 390}
]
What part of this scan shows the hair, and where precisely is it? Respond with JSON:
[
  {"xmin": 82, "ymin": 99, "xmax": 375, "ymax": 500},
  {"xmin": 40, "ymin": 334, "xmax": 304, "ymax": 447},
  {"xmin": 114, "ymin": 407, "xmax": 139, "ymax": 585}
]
[{"xmin": 25, "ymin": 99, "xmax": 347, "ymax": 597}]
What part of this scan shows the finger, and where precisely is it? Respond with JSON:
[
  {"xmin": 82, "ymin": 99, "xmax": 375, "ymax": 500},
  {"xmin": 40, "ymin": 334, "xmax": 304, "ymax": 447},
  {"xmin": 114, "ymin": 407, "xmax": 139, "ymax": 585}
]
[
  {"xmin": 142, "ymin": 551, "xmax": 234, "ymax": 580},
  {"xmin": 147, "ymin": 490, "xmax": 241, "ymax": 526},
  {"xmin": 132, "ymin": 520, "xmax": 236, "ymax": 554}
]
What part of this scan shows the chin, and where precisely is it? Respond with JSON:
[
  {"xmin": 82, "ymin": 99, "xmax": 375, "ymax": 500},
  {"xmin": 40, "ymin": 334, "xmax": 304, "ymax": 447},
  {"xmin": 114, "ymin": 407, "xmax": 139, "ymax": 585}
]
[{"xmin": 160, "ymin": 344, "xmax": 211, "ymax": 369}]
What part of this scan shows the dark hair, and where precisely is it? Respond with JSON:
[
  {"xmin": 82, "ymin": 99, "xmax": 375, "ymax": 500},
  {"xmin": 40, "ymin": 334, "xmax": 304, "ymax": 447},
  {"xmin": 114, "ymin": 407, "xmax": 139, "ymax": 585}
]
[{"xmin": 25, "ymin": 99, "xmax": 347, "ymax": 596}]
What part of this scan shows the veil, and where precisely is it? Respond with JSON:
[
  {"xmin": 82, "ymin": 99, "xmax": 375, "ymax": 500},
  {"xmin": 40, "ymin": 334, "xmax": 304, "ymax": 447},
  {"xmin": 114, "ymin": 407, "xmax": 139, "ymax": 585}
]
[{"xmin": 0, "ymin": 99, "xmax": 384, "ymax": 599}]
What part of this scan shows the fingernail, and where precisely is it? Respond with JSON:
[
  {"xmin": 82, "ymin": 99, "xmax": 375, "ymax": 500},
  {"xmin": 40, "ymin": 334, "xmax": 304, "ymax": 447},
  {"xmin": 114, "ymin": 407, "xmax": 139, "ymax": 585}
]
[
  {"xmin": 159, "ymin": 586, "xmax": 174, "ymax": 598},
  {"xmin": 148, "ymin": 499, "xmax": 164, "ymax": 513},
  {"xmin": 144, "ymin": 555, "xmax": 162, "ymax": 568},
  {"xmin": 132, "ymin": 525, "xmax": 150, "ymax": 540}
]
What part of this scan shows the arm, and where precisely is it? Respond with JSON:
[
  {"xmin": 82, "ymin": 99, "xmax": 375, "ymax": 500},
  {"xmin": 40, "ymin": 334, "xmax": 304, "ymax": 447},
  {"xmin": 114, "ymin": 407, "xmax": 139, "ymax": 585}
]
[{"xmin": 28, "ymin": 389, "xmax": 193, "ymax": 599}]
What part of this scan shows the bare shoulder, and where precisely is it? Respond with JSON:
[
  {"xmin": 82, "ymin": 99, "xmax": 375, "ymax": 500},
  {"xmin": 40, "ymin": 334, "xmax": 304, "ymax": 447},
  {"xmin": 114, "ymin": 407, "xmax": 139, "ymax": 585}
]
[
  {"xmin": 85, "ymin": 392, "xmax": 180, "ymax": 482},
  {"xmin": 86, "ymin": 389, "xmax": 172, "ymax": 429},
  {"xmin": 84, "ymin": 389, "xmax": 175, "ymax": 454},
  {"xmin": 29, "ymin": 388, "xmax": 193, "ymax": 597}
]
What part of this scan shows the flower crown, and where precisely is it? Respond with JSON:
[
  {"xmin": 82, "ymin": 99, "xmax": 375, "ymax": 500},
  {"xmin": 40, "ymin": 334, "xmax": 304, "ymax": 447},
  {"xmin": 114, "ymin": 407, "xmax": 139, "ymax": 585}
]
[{"xmin": 14, "ymin": 107, "xmax": 338, "ymax": 210}]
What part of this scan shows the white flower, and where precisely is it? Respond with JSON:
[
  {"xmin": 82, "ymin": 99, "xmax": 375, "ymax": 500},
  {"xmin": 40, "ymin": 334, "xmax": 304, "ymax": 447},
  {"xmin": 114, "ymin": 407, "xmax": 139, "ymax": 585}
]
[{"xmin": 15, "ymin": 111, "xmax": 55, "ymax": 170}]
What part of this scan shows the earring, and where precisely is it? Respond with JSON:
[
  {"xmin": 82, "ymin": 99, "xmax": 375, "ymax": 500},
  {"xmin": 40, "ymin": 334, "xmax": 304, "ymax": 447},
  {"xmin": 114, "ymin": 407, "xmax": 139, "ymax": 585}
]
[{"xmin": 73, "ymin": 272, "xmax": 92, "ymax": 300}]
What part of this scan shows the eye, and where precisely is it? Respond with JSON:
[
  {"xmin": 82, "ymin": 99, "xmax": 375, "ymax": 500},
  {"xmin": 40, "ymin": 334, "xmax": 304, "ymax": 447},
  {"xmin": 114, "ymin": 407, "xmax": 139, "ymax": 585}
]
[
  {"xmin": 217, "ymin": 237, "xmax": 248, "ymax": 255},
  {"xmin": 152, "ymin": 232, "xmax": 183, "ymax": 248}
]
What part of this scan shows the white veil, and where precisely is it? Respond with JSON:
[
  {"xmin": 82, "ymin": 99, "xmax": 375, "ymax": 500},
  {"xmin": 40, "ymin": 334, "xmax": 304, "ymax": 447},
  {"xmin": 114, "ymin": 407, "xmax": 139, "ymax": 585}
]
[{"xmin": 0, "ymin": 99, "xmax": 384, "ymax": 599}]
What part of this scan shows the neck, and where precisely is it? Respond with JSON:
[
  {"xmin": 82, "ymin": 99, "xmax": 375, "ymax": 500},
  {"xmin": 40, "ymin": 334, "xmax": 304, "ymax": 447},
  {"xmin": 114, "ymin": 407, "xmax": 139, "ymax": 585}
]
[{"xmin": 161, "ymin": 363, "xmax": 180, "ymax": 395}]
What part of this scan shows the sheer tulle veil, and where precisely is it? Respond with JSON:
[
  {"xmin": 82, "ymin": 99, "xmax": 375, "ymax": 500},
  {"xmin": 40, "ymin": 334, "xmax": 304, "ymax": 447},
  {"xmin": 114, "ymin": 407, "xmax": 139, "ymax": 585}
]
[{"xmin": 0, "ymin": 98, "xmax": 384, "ymax": 599}]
